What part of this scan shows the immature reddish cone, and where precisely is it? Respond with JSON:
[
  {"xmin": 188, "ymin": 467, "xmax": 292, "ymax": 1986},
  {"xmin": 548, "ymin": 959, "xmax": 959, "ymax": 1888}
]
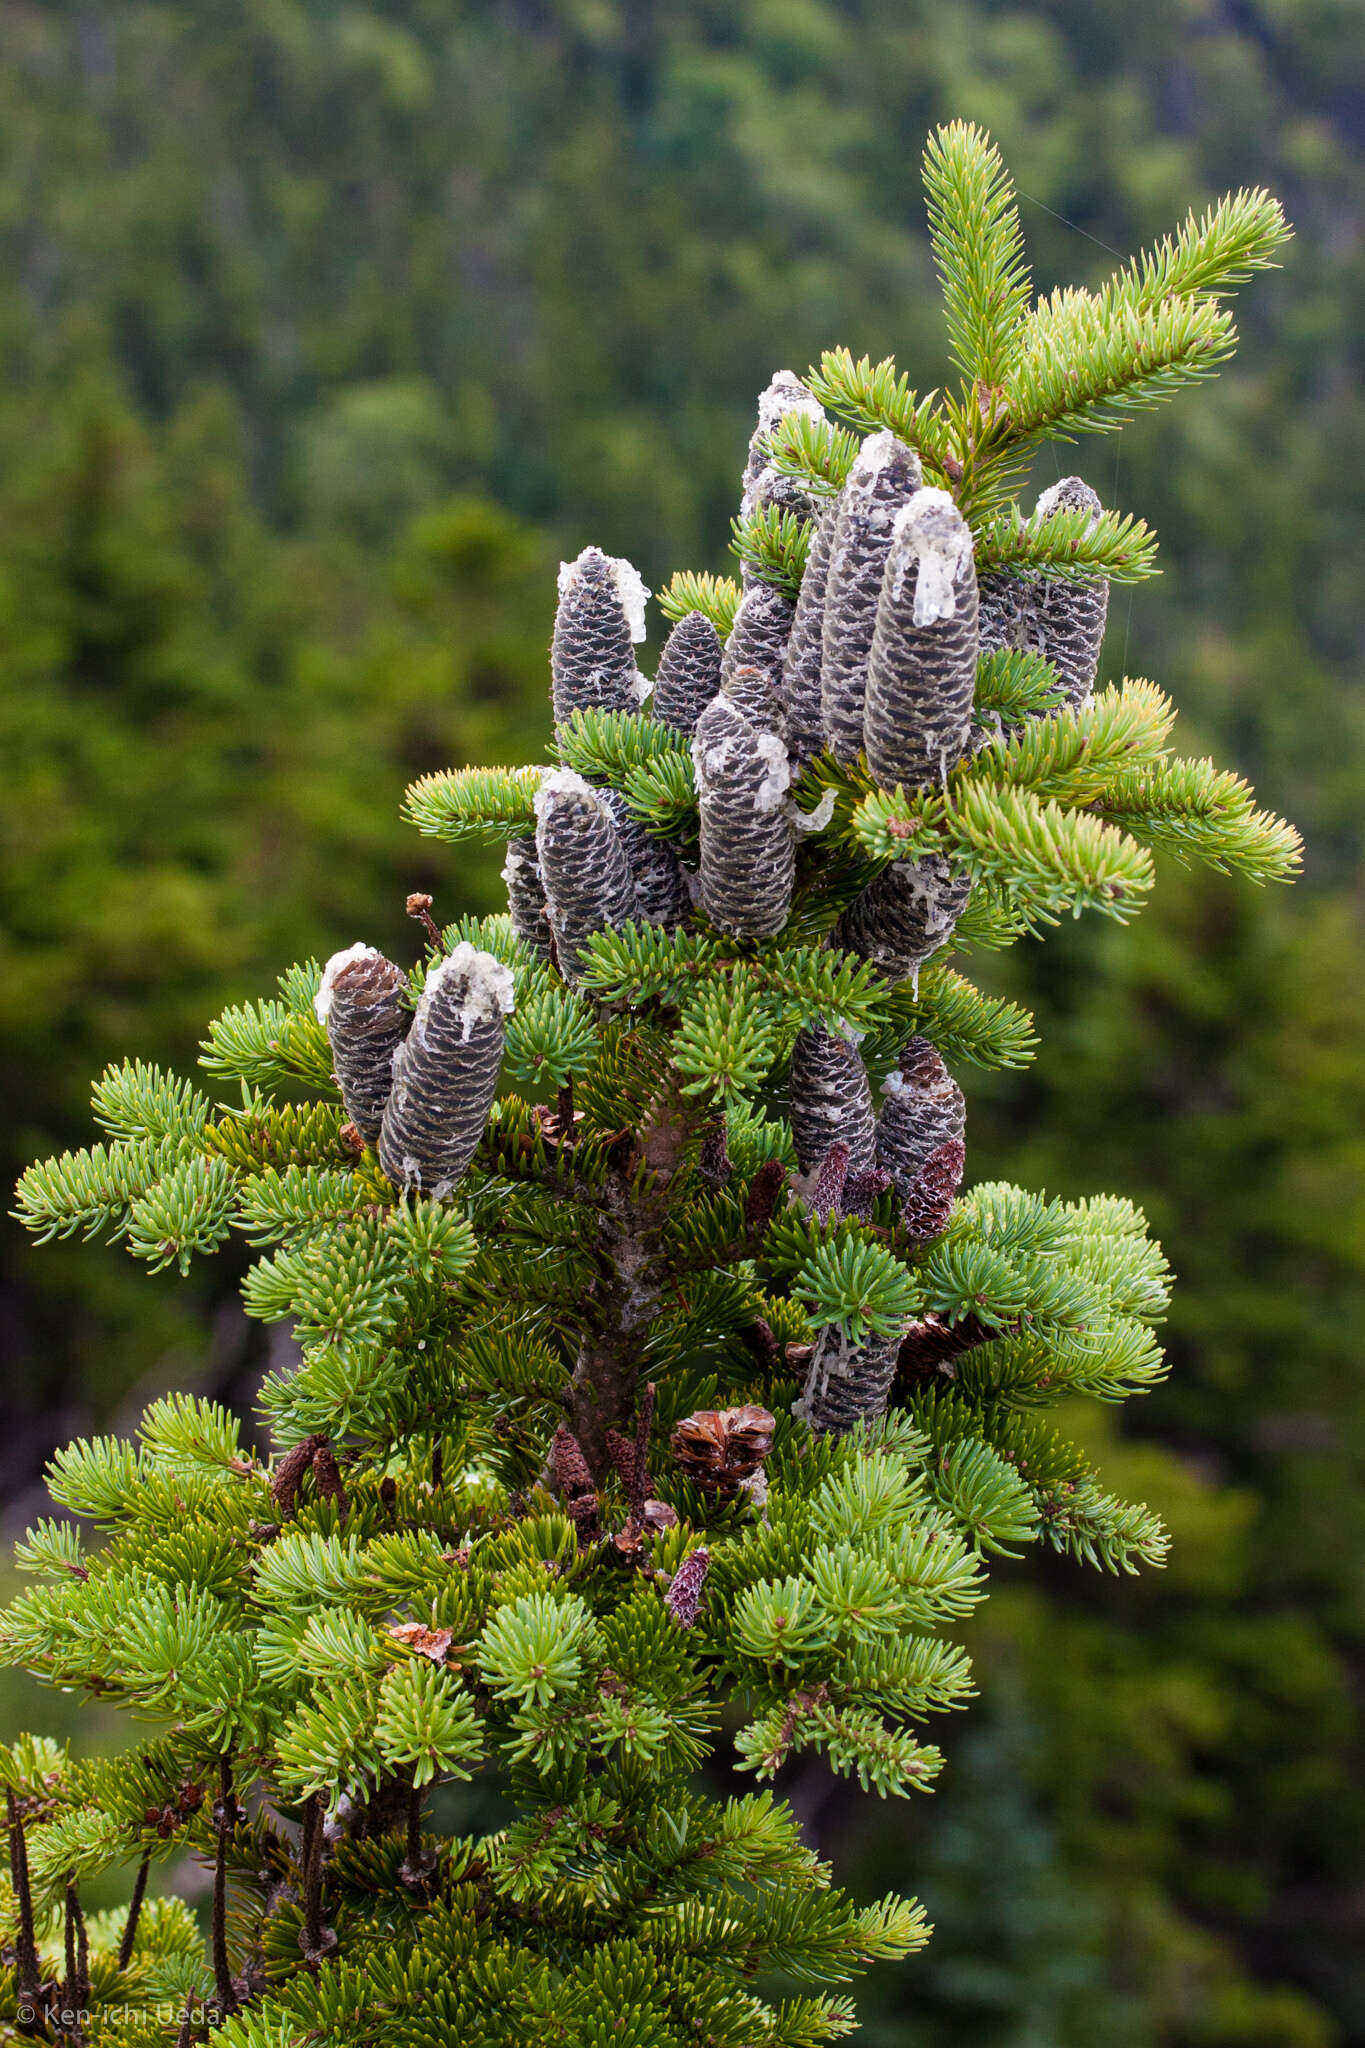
[
  {"xmin": 744, "ymin": 1157, "xmax": 787, "ymax": 1241},
  {"xmin": 808, "ymin": 1139, "xmax": 851, "ymax": 1222},
  {"xmin": 599, "ymin": 786, "xmax": 690, "ymax": 929},
  {"xmin": 502, "ymin": 836, "xmax": 553, "ymax": 961},
  {"xmin": 551, "ymin": 546, "xmax": 651, "ymax": 725},
  {"xmin": 692, "ymin": 696, "xmax": 795, "ymax": 939},
  {"xmin": 665, "ymin": 1547, "xmax": 711, "ymax": 1627},
  {"xmin": 720, "ymin": 584, "xmax": 796, "ymax": 718},
  {"xmin": 788, "ymin": 1024, "xmax": 876, "ymax": 1177},
  {"xmin": 653, "ymin": 610, "xmax": 723, "ymax": 735},
  {"xmin": 310, "ymin": 1439, "xmax": 348, "ymax": 1514},
  {"xmin": 794, "ymin": 1325, "xmax": 904, "ymax": 1434},
  {"xmin": 875, "ymin": 1037, "xmax": 966, "ymax": 1209},
  {"xmin": 834, "ymin": 854, "xmax": 971, "ymax": 982},
  {"xmin": 378, "ymin": 943, "xmax": 515, "ymax": 1198},
  {"xmin": 270, "ymin": 1434, "xmax": 324, "ymax": 1516},
  {"xmin": 820, "ymin": 432, "xmax": 923, "ymax": 764},
  {"xmin": 899, "ymin": 1137, "xmax": 966, "ymax": 1245},
  {"xmin": 978, "ymin": 476, "xmax": 1109, "ymax": 713},
  {"xmin": 863, "ymin": 488, "xmax": 979, "ymax": 792},
  {"xmin": 314, "ymin": 945, "xmax": 410, "ymax": 1144},
  {"xmin": 699, "ymin": 1118, "xmax": 732, "ymax": 1189},
  {"xmin": 841, "ymin": 1165, "xmax": 894, "ymax": 1220},
  {"xmin": 534, "ymin": 769, "xmax": 638, "ymax": 983},
  {"xmin": 670, "ymin": 1405, "xmax": 776, "ymax": 1496},
  {"xmin": 781, "ymin": 500, "xmax": 839, "ymax": 769}
]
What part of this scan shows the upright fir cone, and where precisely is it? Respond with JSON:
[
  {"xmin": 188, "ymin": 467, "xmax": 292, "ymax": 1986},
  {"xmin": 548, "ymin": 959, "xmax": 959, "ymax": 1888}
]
[
  {"xmin": 652, "ymin": 610, "xmax": 723, "ymax": 735},
  {"xmin": 691, "ymin": 696, "xmax": 795, "ymax": 939},
  {"xmin": 722, "ymin": 662, "xmax": 783, "ymax": 735},
  {"xmin": 502, "ymin": 836, "xmax": 553, "ymax": 962},
  {"xmin": 550, "ymin": 546, "xmax": 651, "ymax": 726},
  {"xmin": 665, "ymin": 1547, "xmax": 711, "ymax": 1627},
  {"xmin": 534, "ymin": 769, "xmax": 638, "ymax": 984},
  {"xmin": 978, "ymin": 476, "xmax": 1109, "ymax": 712},
  {"xmin": 740, "ymin": 370, "xmax": 826, "ymax": 510},
  {"xmin": 794, "ymin": 1325, "xmax": 903, "ymax": 1434},
  {"xmin": 314, "ymin": 945, "xmax": 410, "ymax": 1144},
  {"xmin": 378, "ymin": 943, "xmax": 514, "ymax": 1198},
  {"xmin": 788, "ymin": 1024, "xmax": 876, "ymax": 1176},
  {"xmin": 863, "ymin": 489, "xmax": 979, "ymax": 790},
  {"xmin": 720, "ymin": 584, "xmax": 796, "ymax": 720},
  {"xmin": 599, "ymin": 787, "xmax": 690, "ymax": 929},
  {"xmin": 781, "ymin": 499, "xmax": 838, "ymax": 770},
  {"xmin": 834, "ymin": 854, "xmax": 971, "ymax": 984},
  {"xmin": 875, "ymin": 1037, "xmax": 966, "ymax": 1209},
  {"xmin": 899, "ymin": 1137, "xmax": 966, "ymax": 1245},
  {"xmin": 820, "ymin": 432, "xmax": 923, "ymax": 764}
]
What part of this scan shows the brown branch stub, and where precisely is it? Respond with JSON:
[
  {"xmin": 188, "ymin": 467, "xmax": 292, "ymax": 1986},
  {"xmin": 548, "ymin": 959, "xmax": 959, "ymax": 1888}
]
[
  {"xmin": 406, "ymin": 892, "xmax": 444, "ymax": 950},
  {"xmin": 210, "ymin": 1760, "xmax": 240, "ymax": 2016},
  {"xmin": 116, "ymin": 1852, "xmax": 151, "ymax": 1971},
  {"xmin": 7, "ymin": 1787, "xmax": 44, "ymax": 2027},
  {"xmin": 298, "ymin": 1791, "xmax": 338, "ymax": 1967}
]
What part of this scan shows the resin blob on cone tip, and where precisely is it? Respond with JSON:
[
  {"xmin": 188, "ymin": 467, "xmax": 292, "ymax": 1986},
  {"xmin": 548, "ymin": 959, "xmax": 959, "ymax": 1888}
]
[
  {"xmin": 315, "ymin": 945, "xmax": 411, "ymax": 1144},
  {"xmin": 534, "ymin": 769, "xmax": 638, "ymax": 985},
  {"xmin": 863, "ymin": 488, "xmax": 978, "ymax": 792},
  {"xmin": 692, "ymin": 697, "xmax": 795, "ymax": 939},
  {"xmin": 820, "ymin": 431, "xmax": 923, "ymax": 765},
  {"xmin": 378, "ymin": 944, "xmax": 514, "ymax": 1198},
  {"xmin": 551, "ymin": 546, "xmax": 651, "ymax": 726}
]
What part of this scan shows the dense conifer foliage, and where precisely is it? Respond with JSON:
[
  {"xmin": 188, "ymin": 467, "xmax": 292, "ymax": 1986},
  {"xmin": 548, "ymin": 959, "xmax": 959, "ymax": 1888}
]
[{"xmin": 2, "ymin": 130, "xmax": 1296, "ymax": 2044}]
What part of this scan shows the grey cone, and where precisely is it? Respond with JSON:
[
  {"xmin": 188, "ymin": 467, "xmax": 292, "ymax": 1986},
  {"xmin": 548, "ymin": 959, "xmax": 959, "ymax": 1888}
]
[
  {"xmin": 722, "ymin": 662, "xmax": 784, "ymax": 735},
  {"xmin": 692, "ymin": 696, "xmax": 794, "ymax": 940},
  {"xmin": 599, "ymin": 786, "xmax": 690, "ymax": 929},
  {"xmin": 721, "ymin": 584, "xmax": 796, "ymax": 720},
  {"xmin": 977, "ymin": 477, "xmax": 1109, "ymax": 714},
  {"xmin": 502, "ymin": 836, "xmax": 553, "ymax": 962},
  {"xmin": 820, "ymin": 432, "xmax": 923, "ymax": 765},
  {"xmin": 741, "ymin": 370, "xmax": 826, "ymax": 503},
  {"xmin": 653, "ymin": 611, "xmax": 723, "ymax": 735},
  {"xmin": 863, "ymin": 489, "xmax": 979, "ymax": 792},
  {"xmin": 534, "ymin": 770, "xmax": 638, "ymax": 985},
  {"xmin": 781, "ymin": 501, "xmax": 838, "ymax": 770},
  {"xmin": 378, "ymin": 944, "xmax": 514, "ymax": 1198},
  {"xmin": 788, "ymin": 1023, "xmax": 876, "ymax": 1176},
  {"xmin": 834, "ymin": 854, "xmax": 971, "ymax": 983},
  {"xmin": 875, "ymin": 1037, "xmax": 966, "ymax": 1206},
  {"xmin": 551, "ymin": 547, "xmax": 649, "ymax": 726},
  {"xmin": 793, "ymin": 1324, "xmax": 902, "ymax": 1434},
  {"xmin": 315, "ymin": 945, "xmax": 411, "ymax": 1144}
]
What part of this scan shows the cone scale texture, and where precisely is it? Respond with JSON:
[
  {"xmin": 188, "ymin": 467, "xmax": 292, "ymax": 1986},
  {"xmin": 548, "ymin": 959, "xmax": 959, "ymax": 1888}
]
[
  {"xmin": 691, "ymin": 697, "xmax": 794, "ymax": 939},
  {"xmin": 652, "ymin": 611, "xmax": 723, "ymax": 735},
  {"xmin": 863, "ymin": 489, "xmax": 979, "ymax": 791},
  {"xmin": 534, "ymin": 770, "xmax": 638, "ymax": 984},
  {"xmin": 820, "ymin": 433, "xmax": 923, "ymax": 765},
  {"xmin": 550, "ymin": 546, "xmax": 649, "ymax": 726},
  {"xmin": 835, "ymin": 855, "xmax": 971, "ymax": 983},
  {"xmin": 875, "ymin": 1037, "xmax": 966, "ymax": 1208},
  {"xmin": 315, "ymin": 946, "xmax": 411, "ymax": 1144},
  {"xmin": 788, "ymin": 1024, "xmax": 877, "ymax": 1177},
  {"xmin": 378, "ymin": 944, "xmax": 514, "ymax": 1198}
]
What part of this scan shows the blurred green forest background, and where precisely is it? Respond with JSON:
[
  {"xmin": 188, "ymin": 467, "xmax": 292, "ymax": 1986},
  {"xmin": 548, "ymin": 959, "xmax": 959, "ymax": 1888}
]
[{"xmin": 2, "ymin": 2, "xmax": 1363, "ymax": 2042}]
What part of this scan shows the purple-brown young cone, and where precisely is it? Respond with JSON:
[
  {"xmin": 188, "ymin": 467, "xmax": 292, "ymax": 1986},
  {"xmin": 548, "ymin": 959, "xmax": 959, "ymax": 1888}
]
[
  {"xmin": 899, "ymin": 1137, "xmax": 966, "ymax": 1245},
  {"xmin": 876, "ymin": 1037, "xmax": 966, "ymax": 1209},
  {"xmin": 820, "ymin": 432, "xmax": 923, "ymax": 765},
  {"xmin": 863, "ymin": 488, "xmax": 979, "ymax": 792},
  {"xmin": 788, "ymin": 1024, "xmax": 876, "ymax": 1177},
  {"xmin": 653, "ymin": 610, "xmax": 723, "ymax": 735},
  {"xmin": 315, "ymin": 946, "xmax": 410, "ymax": 1144},
  {"xmin": 666, "ymin": 1548, "xmax": 711, "ymax": 1627},
  {"xmin": 809, "ymin": 1140, "xmax": 851, "ymax": 1222}
]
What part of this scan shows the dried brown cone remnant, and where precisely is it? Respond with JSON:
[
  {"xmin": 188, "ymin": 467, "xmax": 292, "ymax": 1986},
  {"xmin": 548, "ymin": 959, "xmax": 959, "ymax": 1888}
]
[
  {"xmin": 720, "ymin": 584, "xmax": 796, "ymax": 719},
  {"xmin": 899, "ymin": 1137, "xmax": 966, "ymax": 1245},
  {"xmin": 598, "ymin": 786, "xmax": 690, "ymax": 929},
  {"xmin": 863, "ymin": 488, "xmax": 979, "ymax": 792},
  {"xmin": 378, "ymin": 943, "xmax": 514, "ymax": 1198},
  {"xmin": 550, "ymin": 546, "xmax": 649, "ymax": 725},
  {"xmin": 692, "ymin": 696, "xmax": 794, "ymax": 939},
  {"xmin": 653, "ymin": 610, "xmax": 724, "ymax": 735},
  {"xmin": 978, "ymin": 477, "xmax": 1109, "ymax": 713},
  {"xmin": 549, "ymin": 1424, "xmax": 600, "ymax": 1546},
  {"xmin": 699, "ymin": 1118, "xmax": 732, "ymax": 1189},
  {"xmin": 314, "ymin": 945, "xmax": 410, "ymax": 1144},
  {"xmin": 670, "ymin": 1405, "xmax": 775, "ymax": 1499},
  {"xmin": 794, "ymin": 1325, "xmax": 903, "ymax": 1434},
  {"xmin": 897, "ymin": 1311, "xmax": 997, "ymax": 1383},
  {"xmin": 834, "ymin": 854, "xmax": 971, "ymax": 983},
  {"xmin": 744, "ymin": 1157, "xmax": 788, "ymax": 1243},
  {"xmin": 271, "ymin": 1434, "xmax": 349, "ymax": 1519},
  {"xmin": 781, "ymin": 500, "xmax": 839, "ymax": 770},
  {"xmin": 820, "ymin": 432, "xmax": 923, "ymax": 765},
  {"xmin": 534, "ymin": 769, "xmax": 638, "ymax": 984},
  {"xmin": 665, "ymin": 1547, "xmax": 711, "ymax": 1627},
  {"xmin": 502, "ymin": 836, "xmax": 553, "ymax": 961},
  {"xmin": 788, "ymin": 1024, "xmax": 876, "ymax": 1177},
  {"xmin": 875, "ymin": 1037, "xmax": 966, "ymax": 1209}
]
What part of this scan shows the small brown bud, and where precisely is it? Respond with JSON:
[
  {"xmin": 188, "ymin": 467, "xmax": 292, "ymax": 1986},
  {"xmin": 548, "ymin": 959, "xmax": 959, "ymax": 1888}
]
[{"xmin": 665, "ymin": 1548, "xmax": 711, "ymax": 1627}]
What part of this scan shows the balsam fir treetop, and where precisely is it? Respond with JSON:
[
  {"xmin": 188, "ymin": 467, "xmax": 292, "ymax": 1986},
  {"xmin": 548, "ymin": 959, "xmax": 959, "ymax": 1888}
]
[{"xmin": 3, "ymin": 127, "xmax": 1298, "ymax": 2047}]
